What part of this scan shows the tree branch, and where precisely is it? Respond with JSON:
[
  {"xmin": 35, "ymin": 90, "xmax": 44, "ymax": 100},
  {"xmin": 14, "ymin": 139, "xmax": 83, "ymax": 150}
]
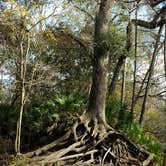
[
  {"xmin": 74, "ymin": 5, "xmax": 94, "ymax": 20},
  {"xmin": 132, "ymin": 4, "xmax": 166, "ymax": 29},
  {"xmin": 148, "ymin": 0, "xmax": 166, "ymax": 7},
  {"xmin": 27, "ymin": 7, "xmax": 57, "ymax": 31},
  {"xmin": 132, "ymin": 19, "xmax": 166, "ymax": 29},
  {"xmin": 137, "ymin": 90, "xmax": 166, "ymax": 98}
]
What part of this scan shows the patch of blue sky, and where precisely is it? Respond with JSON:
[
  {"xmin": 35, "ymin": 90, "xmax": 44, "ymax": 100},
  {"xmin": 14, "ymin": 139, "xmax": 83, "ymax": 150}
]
[
  {"xmin": 155, "ymin": 1, "xmax": 166, "ymax": 8},
  {"xmin": 46, "ymin": 1, "xmax": 94, "ymax": 32},
  {"xmin": 28, "ymin": 52, "xmax": 36, "ymax": 62},
  {"xmin": 0, "ymin": 71, "xmax": 14, "ymax": 88}
]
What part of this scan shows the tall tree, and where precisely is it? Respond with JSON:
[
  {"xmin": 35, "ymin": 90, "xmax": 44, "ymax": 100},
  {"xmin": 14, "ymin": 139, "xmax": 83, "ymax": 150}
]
[
  {"xmin": 79, "ymin": 0, "xmax": 114, "ymax": 138},
  {"xmin": 130, "ymin": 1, "xmax": 138, "ymax": 121},
  {"xmin": 139, "ymin": 26, "xmax": 163, "ymax": 124}
]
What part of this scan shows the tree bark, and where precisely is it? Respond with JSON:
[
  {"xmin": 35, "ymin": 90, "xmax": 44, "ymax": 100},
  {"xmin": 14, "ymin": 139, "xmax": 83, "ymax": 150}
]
[
  {"xmin": 163, "ymin": 148, "xmax": 166, "ymax": 166},
  {"xmin": 130, "ymin": 4, "xmax": 138, "ymax": 121},
  {"xmin": 87, "ymin": 0, "xmax": 113, "ymax": 130},
  {"xmin": 15, "ymin": 33, "xmax": 30, "ymax": 154},
  {"xmin": 164, "ymin": 24, "xmax": 166, "ymax": 79},
  {"xmin": 121, "ymin": 58, "xmax": 126, "ymax": 106}
]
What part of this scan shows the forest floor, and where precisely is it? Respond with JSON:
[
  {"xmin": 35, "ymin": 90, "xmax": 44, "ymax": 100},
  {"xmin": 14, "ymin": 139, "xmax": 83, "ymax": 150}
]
[{"xmin": 0, "ymin": 113, "xmax": 156, "ymax": 166}]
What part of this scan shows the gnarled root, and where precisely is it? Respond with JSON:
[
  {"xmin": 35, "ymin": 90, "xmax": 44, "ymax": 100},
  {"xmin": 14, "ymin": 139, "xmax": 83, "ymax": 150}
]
[
  {"xmin": 19, "ymin": 113, "xmax": 154, "ymax": 166},
  {"xmin": 72, "ymin": 111, "xmax": 113, "ymax": 141}
]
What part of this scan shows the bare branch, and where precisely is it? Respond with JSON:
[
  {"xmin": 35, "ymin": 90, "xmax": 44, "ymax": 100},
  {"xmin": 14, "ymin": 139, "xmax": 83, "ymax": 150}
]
[
  {"xmin": 148, "ymin": 0, "xmax": 166, "ymax": 7},
  {"xmin": 74, "ymin": 5, "xmax": 94, "ymax": 20},
  {"xmin": 132, "ymin": 5, "xmax": 166, "ymax": 29},
  {"xmin": 27, "ymin": 7, "xmax": 57, "ymax": 31}
]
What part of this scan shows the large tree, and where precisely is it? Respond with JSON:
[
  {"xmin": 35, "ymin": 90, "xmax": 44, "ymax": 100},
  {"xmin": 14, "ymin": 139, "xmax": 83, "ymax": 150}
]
[
  {"xmin": 1, "ymin": 0, "xmax": 163, "ymax": 165},
  {"xmin": 78, "ymin": 0, "xmax": 113, "ymax": 138}
]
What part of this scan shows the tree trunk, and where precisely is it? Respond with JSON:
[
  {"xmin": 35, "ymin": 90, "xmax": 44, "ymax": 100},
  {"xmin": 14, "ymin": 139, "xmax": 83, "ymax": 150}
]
[
  {"xmin": 164, "ymin": 24, "xmax": 166, "ymax": 79},
  {"xmin": 15, "ymin": 33, "xmax": 30, "ymax": 154},
  {"xmin": 15, "ymin": 89, "xmax": 25, "ymax": 153},
  {"xmin": 86, "ymin": 0, "xmax": 113, "ymax": 135},
  {"xmin": 109, "ymin": 55, "xmax": 126, "ymax": 95},
  {"xmin": 15, "ymin": 36, "xmax": 26, "ymax": 154},
  {"xmin": 139, "ymin": 26, "xmax": 163, "ymax": 124},
  {"xmin": 0, "ymin": 68, "xmax": 3, "ymax": 103},
  {"xmin": 109, "ymin": 21, "xmax": 132, "ymax": 96},
  {"xmin": 121, "ymin": 21, "xmax": 132, "ymax": 106},
  {"xmin": 130, "ymin": 4, "xmax": 138, "ymax": 121},
  {"xmin": 163, "ymin": 148, "xmax": 166, "ymax": 166},
  {"xmin": 121, "ymin": 58, "xmax": 126, "ymax": 106}
]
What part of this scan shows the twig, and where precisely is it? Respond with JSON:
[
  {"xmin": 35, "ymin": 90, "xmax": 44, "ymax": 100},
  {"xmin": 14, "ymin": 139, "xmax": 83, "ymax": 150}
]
[
  {"xmin": 74, "ymin": 5, "xmax": 94, "ymax": 20},
  {"xmin": 27, "ymin": 7, "xmax": 57, "ymax": 31}
]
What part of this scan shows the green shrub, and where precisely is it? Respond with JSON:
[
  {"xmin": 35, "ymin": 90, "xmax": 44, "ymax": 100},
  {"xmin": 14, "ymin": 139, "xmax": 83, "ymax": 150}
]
[
  {"xmin": 106, "ymin": 96, "xmax": 164, "ymax": 165},
  {"xmin": 24, "ymin": 94, "xmax": 86, "ymax": 132},
  {"xmin": 123, "ymin": 123, "xmax": 163, "ymax": 165},
  {"xmin": 24, "ymin": 99, "xmax": 59, "ymax": 132},
  {"xmin": 106, "ymin": 96, "xmax": 131, "ymax": 128},
  {"xmin": 106, "ymin": 96, "xmax": 121, "ymax": 126},
  {"xmin": 0, "ymin": 104, "xmax": 17, "ymax": 128},
  {"xmin": 54, "ymin": 94, "xmax": 86, "ymax": 112}
]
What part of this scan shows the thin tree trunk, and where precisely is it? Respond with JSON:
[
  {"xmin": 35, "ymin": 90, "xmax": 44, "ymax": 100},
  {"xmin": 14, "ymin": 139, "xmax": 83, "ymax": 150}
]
[
  {"xmin": 0, "ymin": 68, "xmax": 3, "ymax": 103},
  {"xmin": 164, "ymin": 24, "xmax": 166, "ymax": 79},
  {"xmin": 88, "ymin": 0, "xmax": 113, "ymax": 126},
  {"xmin": 109, "ymin": 55, "xmax": 126, "ymax": 95},
  {"xmin": 121, "ymin": 58, "xmax": 126, "ymax": 106},
  {"xmin": 133, "ymin": 38, "xmax": 163, "ymax": 107},
  {"xmin": 163, "ymin": 148, "xmax": 166, "ymax": 166},
  {"xmin": 139, "ymin": 26, "xmax": 163, "ymax": 124},
  {"xmin": 109, "ymin": 20, "xmax": 132, "ymax": 96},
  {"xmin": 133, "ymin": 69, "xmax": 149, "ymax": 106},
  {"xmin": 15, "ymin": 88, "xmax": 25, "ymax": 153},
  {"xmin": 121, "ymin": 20, "xmax": 132, "ymax": 106},
  {"xmin": 15, "ymin": 33, "xmax": 30, "ymax": 154},
  {"xmin": 130, "ymin": 2, "xmax": 138, "ymax": 121}
]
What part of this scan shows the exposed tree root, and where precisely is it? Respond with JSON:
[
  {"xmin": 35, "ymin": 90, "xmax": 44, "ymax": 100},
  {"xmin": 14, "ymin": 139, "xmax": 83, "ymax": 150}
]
[
  {"xmin": 14, "ymin": 114, "xmax": 155, "ymax": 166},
  {"xmin": 24, "ymin": 130, "xmax": 71, "ymax": 158}
]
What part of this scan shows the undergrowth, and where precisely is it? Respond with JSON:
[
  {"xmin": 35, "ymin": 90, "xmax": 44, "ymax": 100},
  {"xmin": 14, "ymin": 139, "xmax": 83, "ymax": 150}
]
[
  {"xmin": 106, "ymin": 96, "xmax": 164, "ymax": 166},
  {"xmin": 122, "ymin": 124, "xmax": 164, "ymax": 166}
]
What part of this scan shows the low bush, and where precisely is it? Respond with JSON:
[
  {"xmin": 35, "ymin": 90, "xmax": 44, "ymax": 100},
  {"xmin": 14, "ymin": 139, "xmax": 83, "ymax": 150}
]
[
  {"xmin": 106, "ymin": 96, "xmax": 131, "ymax": 128},
  {"xmin": 123, "ymin": 123, "xmax": 163, "ymax": 166}
]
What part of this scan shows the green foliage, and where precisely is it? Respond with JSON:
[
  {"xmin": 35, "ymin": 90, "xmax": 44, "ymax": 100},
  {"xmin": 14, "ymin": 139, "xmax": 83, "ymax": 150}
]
[
  {"xmin": 118, "ymin": 14, "xmax": 130, "ymax": 22},
  {"xmin": 116, "ymin": 104, "xmax": 132, "ymax": 128},
  {"xmin": 24, "ymin": 99, "xmax": 58, "ymax": 132},
  {"xmin": 106, "ymin": 95, "xmax": 131, "ymax": 127},
  {"xmin": 106, "ymin": 96, "xmax": 121, "ymax": 126},
  {"xmin": 106, "ymin": 96, "xmax": 163, "ymax": 165},
  {"xmin": 24, "ymin": 94, "xmax": 86, "ymax": 132},
  {"xmin": 0, "ymin": 104, "xmax": 17, "ymax": 127},
  {"xmin": 103, "ymin": 23, "xmax": 127, "ymax": 58},
  {"xmin": 54, "ymin": 94, "xmax": 86, "ymax": 112},
  {"xmin": 123, "ymin": 124, "xmax": 163, "ymax": 165},
  {"xmin": 106, "ymin": 96, "xmax": 131, "ymax": 128}
]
